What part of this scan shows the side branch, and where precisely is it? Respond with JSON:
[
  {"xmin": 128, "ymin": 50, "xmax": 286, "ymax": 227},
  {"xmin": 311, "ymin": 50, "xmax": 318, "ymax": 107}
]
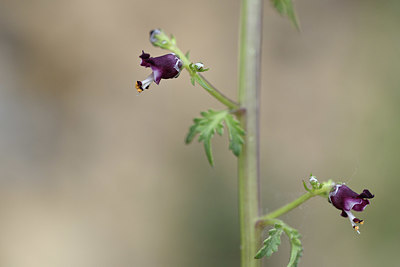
[
  {"xmin": 151, "ymin": 31, "xmax": 239, "ymax": 110},
  {"xmin": 256, "ymin": 181, "xmax": 334, "ymax": 228}
]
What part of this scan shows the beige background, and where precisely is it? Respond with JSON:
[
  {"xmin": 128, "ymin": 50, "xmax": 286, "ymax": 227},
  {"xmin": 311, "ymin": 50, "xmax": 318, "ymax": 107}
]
[{"xmin": 0, "ymin": 0, "xmax": 398, "ymax": 266}]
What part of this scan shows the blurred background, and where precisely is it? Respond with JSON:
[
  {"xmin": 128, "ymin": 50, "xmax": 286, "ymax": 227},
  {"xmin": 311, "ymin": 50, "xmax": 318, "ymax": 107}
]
[{"xmin": 0, "ymin": 0, "xmax": 398, "ymax": 266}]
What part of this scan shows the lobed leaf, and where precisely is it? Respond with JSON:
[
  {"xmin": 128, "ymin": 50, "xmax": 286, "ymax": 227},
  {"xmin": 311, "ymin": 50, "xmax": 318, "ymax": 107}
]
[
  {"xmin": 255, "ymin": 221, "xmax": 303, "ymax": 267},
  {"xmin": 224, "ymin": 114, "xmax": 245, "ymax": 157},
  {"xmin": 185, "ymin": 110, "xmax": 229, "ymax": 166},
  {"xmin": 255, "ymin": 224, "xmax": 284, "ymax": 259},
  {"xmin": 185, "ymin": 109, "xmax": 245, "ymax": 166},
  {"xmin": 286, "ymin": 228, "xmax": 303, "ymax": 267}
]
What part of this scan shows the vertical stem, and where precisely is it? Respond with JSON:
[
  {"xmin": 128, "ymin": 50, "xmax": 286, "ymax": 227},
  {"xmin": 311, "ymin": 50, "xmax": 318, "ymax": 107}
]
[{"xmin": 237, "ymin": 0, "xmax": 263, "ymax": 266}]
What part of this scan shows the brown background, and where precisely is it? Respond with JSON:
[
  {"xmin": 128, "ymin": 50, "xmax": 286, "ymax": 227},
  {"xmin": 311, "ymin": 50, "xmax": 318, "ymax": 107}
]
[{"xmin": 0, "ymin": 0, "xmax": 398, "ymax": 266}]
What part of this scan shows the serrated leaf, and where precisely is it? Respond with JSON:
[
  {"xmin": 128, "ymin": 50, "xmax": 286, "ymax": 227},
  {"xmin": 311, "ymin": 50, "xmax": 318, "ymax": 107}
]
[
  {"xmin": 185, "ymin": 110, "xmax": 229, "ymax": 166},
  {"xmin": 255, "ymin": 224, "xmax": 284, "ymax": 259},
  {"xmin": 203, "ymin": 138, "xmax": 213, "ymax": 166},
  {"xmin": 224, "ymin": 114, "xmax": 245, "ymax": 157},
  {"xmin": 271, "ymin": 0, "xmax": 300, "ymax": 30},
  {"xmin": 256, "ymin": 221, "xmax": 303, "ymax": 267},
  {"xmin": 216, "ymin": 124, "xmax": 224, "ymax": 136},
  {"xmin": 286, "ymin": 229, "xmax": 303, "ymax": 267}
]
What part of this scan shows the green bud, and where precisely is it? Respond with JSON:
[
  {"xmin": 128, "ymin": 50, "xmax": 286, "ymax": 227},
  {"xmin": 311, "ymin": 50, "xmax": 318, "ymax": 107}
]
[
  {"xmin": 149, "ymin": 29, "xmax": 172, "ymax": 49},
  {"xmin": 189, "ymin": 62, "xmax": 210, "ymax": 73},
  {"xmin": 194, "ymin": 62, "xmax": 209, "ymax": 72},
  {"xmin": 309, "ymin": 175, "xmax": 320, "ymax": 189}
]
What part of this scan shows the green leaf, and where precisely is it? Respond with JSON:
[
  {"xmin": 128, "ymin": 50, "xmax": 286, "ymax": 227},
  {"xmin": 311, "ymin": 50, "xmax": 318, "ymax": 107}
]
[
  {"xmin": 190, "ymin": 76, "xmax": 196, "ymax": 86},
  {"xmin": 185, "ymin": 50, "xmax": 190, "ymax": 59},
  {"xmin": 286, "ymin": 228, "xmax": 303, "ymax": 267},
  {"xmin": 185, "ymin": 110, "xmax": 245, "ymax": 166},
  {"xmin": 255, "ymin": 220, "xmax": 303, "ymax": 267},
  {"xmin": 224, "ymin": 114, "xmax": 245, "ymax": 157},
  {"xmin": 255, "ymin": 224, "xmax": 284, "ymax": 259},
  {"xmin": 185, "ymin": 110, "xmax": 229, "ymax": 166},
  {"xmin": 271, "ymin": 0, "xmax": 300, "ymax": 30}
]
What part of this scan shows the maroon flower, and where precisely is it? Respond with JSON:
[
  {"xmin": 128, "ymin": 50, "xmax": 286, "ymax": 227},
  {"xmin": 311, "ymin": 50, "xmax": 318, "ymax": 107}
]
[
  {"xmin": 135, "ymin": 51, "xmax": 183, "ymax": 93},
  {"xmin": 329, "ymin": 184, "xmax": 374, "ymax": 233}
]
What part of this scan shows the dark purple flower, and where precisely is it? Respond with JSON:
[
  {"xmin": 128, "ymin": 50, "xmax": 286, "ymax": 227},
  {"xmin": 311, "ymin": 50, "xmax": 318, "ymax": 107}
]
[
  {"xmin": 135, "ymin": 51, "xmax": 183, "ymax": 93},
  {"xmin": 329, "ymin": 184, "xmax": 374, "ymax": 233}
]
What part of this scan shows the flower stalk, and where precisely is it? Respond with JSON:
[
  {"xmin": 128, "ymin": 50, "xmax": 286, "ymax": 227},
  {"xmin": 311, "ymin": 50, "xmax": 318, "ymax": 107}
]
[{"xmin": 256, "ymin": 180, "xmax": 334, "ymax": 228}]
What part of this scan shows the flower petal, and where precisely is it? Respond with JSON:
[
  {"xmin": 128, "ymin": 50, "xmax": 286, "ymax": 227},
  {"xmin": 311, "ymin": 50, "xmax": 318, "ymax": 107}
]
[
  {"xmin": 136, "ymin": 51, "xmax": 183, "ymax": 92},
  {"xmin": 352, "ymin": 199, "xmax": 370, "ymax": 212},
  {"xmin": 329, "ymin": 183, "xmax": 374, "ymax": 233},
  {"xmin": 358, "ymin": 189, "xmax": 374, "ymax": 199}
]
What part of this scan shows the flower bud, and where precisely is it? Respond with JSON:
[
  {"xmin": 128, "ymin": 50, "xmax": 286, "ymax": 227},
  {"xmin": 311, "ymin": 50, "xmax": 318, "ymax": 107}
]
[
  {"xmin": 149, "ymin": 29, "xmax": 172, "ymax": 49},
  {"xmin": 189, "ymin": 62, "xmax": 209, "ymax": 73}
]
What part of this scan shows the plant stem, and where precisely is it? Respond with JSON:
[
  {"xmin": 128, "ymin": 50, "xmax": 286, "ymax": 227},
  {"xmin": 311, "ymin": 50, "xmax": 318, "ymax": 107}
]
[
  {"xmin": 256, "ymin": 181, "xmax": 334, "ymax": 228},
  {"xmin": 237, "ymin": 0, "xmax": 263, "ymax": 266}
]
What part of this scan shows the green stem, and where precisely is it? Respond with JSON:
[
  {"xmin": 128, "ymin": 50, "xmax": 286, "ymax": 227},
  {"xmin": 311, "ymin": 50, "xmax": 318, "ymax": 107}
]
[
  {"xmin": 237, "ymin": 0, "xmax": 263, "ymax": 266},
  {"xmin": 167, "ymin": 46, "xmax": 239, "ymax": 110},
  {"xmin": 256, "ymin": 181, "xmax": 334, "ymax": 228},
  {"xmin": 194, "ymin": 74, "xmax": 239, "ymax": 110}
]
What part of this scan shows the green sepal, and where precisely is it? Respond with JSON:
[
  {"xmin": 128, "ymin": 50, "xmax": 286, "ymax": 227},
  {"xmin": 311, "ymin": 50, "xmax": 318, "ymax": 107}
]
[
  {"xmin": 255, "ymin": 223, "xmax": 284, "ymax": 259},
  {"xmin": 302, "ymin": 180, "xmax": 311, "ymax": 192},
  {"xmin": 271, "ymin": 0, "xmax": 300, "ymax": 30},
  {"xmin": 198, "ymin": 68, "xmax": 209, "ymax": 72}
]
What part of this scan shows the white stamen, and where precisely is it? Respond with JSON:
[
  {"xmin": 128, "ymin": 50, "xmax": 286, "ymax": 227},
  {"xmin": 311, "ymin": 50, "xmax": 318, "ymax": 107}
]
[
  {"xmin": 140, "ymin": 73, "xmax": 154, "ymax": 90},
  {"xmin": 344, "ymin": 210, "xmax": 360, "ymax": 234}
]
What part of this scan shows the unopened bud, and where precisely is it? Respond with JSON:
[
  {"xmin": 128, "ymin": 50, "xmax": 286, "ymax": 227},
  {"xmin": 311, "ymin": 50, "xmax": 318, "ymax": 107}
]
[{"xmin": 149, "ymin": 29, "xmax": 172, "ymax": 49}]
